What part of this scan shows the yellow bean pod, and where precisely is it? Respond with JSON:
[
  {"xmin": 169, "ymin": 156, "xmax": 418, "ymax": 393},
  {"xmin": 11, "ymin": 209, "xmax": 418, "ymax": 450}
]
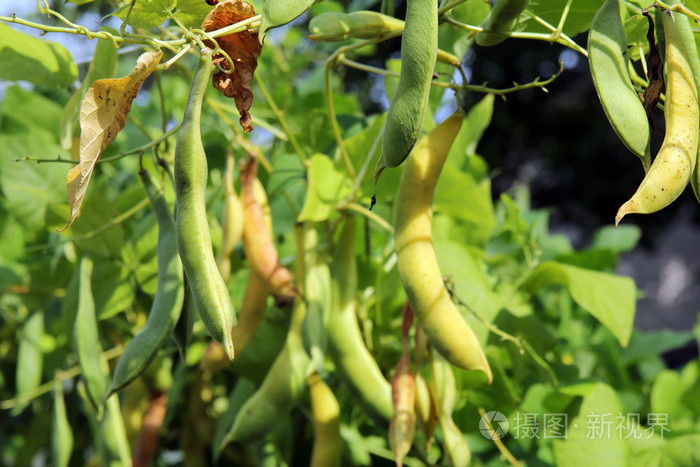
[
  {"xmin": 616, "ymin": 11, "xmax": 699, "ymax": 224},
  {"xmin": 394, "ymin": 112, "xmax": 492, "ymax": 381}
]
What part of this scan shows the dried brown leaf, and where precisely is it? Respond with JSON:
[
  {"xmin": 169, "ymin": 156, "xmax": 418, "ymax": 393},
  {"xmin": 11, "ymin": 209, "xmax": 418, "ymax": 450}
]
[
  {"xmin": 202, "ymin": 0, "xmax": 262, "ymax": 132},
  {"xmin": 60, "ymin": 51, "xmax": 162, "ymax": 231}
]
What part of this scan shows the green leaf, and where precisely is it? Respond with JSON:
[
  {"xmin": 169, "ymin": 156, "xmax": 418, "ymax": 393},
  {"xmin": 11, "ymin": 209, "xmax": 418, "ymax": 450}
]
[
  {"xmin": 298, "ymin": 153, "xmax": 352, "ymax": 222},
  {"xmin": 621, "ymin": 329, "xmax": 694, "ymax": 365},
  {"xmin": 259, "ymin": 0, "xmax": 316, "ymax": 40},
  {"xmin": 447, "ymin": 94, "xmax": 494, "ymax": 170},
  {"xmin": 629, "ymin": 434, "xmax": 700, "ymax": 466},
  {"xmin": 592, "ymin": 224, "xmax": 641, "ymax": 253},
  {"xmin": 524, "ymin": 0, "xmax": 605, "ymax": 38},
  {"xmin": 522, "ymin": 261, "xmax": 636, "ymax": 347},
  {"xmin": 0, "ymin": 23, "xmax": 77, "ymax": 87},
  {"xmin": 434, "ymin": 165, "xmax": 496, "ymax": 245},
  {"xmin": 60, "ymin": 30, "xmax": 119, "ymax": 150},
  {"xmin": 650, "ymin": 370, "xmax": 695, "ymax": 430},
  {"xmin": 0, "ymin": 135, "xmax": 66, "ymax": 231},
  {"xmin": 115, "ymin": 0, "xmax": 175, "ymax": 29},
  {"xmin": 173, "ymin": 0, "xmax": 212, "ymax": 29},
  {"xmin": 553, "ymin": 383, "xmax": 627, "ymax": 467},
  {"xmin": 215, "ymin": 378, "xmax": 257, "ymax": 458}
]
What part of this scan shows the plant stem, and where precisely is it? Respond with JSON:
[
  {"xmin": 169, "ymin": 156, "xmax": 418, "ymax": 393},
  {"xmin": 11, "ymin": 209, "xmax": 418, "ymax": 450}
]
[
  {"xmin": 255, "ymin": 74, "xmax": 308, "ymax": 168},
  {"xmin": 340, "ymin": 57, "xmax": 564, "ymax": 95},
  {"xmin": 0, "ymin": 345, "xmax": 124, "ymax": 410},
  {"xmin": 478, "ymin": 407, "xmax": 523, "ymax": 467},
  {"xmin": 339, "ymin": 202, "xmax": 393, "ymax": 233}
]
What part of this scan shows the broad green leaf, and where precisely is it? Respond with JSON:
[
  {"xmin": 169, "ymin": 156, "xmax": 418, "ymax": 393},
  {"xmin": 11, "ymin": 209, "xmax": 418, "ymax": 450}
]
[
  {"xmin": 447, "ymin": 94, "xmax": 494, "ymax": 170},
  {"xmin": 298, "ymin": 153, "xmax": 352, "ymax": 222},
  {"xmin": 621, "ymin": 329, "xmax": 694, "ymax": 364},
  {"xmin": 173, "ymin": 1, "xmax": 212, "ymax": 28},
  {"xmin": 0, "ymin": 135, "xmax": 66, "ymax": 232},
  {"xmin": 629, "ymin": 433, "xmax": 700, "ymax": 466},
  {"xmin": 522, "ymin": 261, "xmax": 636, "ymax": 346},
  {"xmin": 260, "ymin": 0, "xmax": 316, "ymax": 40},
  {"xmin": 524, "ymin": 0, "xmax": 605, "ymax": 38},
  {"xmin": 0, "ymin": 23, "xmax": 77, "ymax": 87},
  {"xmin": 1, "ymin": 85, "xmax": 63, "ymax": 139},
  {"xmin": 592, "ymin": 224, "xmax": 641, "ymax": 253},
  {"xmin": 553, "ymin": 383, "xmax": 627, "ymax": 467},
  {"xmin": 15, "ymin": 312, "xmax": 44, "ymax": 406},
  {"xmin": 60, "ymin": 31, "xmax": 119, "ymax": 150},
  {"xmin": 52, "ymin": 381, "xmax": 74, "ymax": 467},
  {"xmin": 115, "ymin": 0, "xmax": 175, "ymax": 29},
  {"xmin": 434, "ymin": 165, "xmax": 496, "ymax": 245},
  {"xmin": 650, "ymin": 370, "xmax": 694, "ymax": 431}
]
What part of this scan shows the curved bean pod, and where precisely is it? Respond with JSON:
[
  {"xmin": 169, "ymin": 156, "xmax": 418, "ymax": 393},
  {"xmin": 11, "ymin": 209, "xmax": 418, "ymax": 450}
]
[
  {"xmin": 174, "ymin": 49, "xmax": 236, "ymax": 360},
  {"xmin": 588, "ymin": 0, "xmax": 651, "ymax": 169},
  {"xmin": 326, "ymin": 215, "xmax": 394, "ymax": 423},
  {"xmin": 394, "ymin": 112, "xmax": 492, "ymax": 381},
  {"xmin": 106, "ymin": 170, "xmax": 185, "ymax": 398},
  {"xmin": 240, "ymin": 158, "xmax": 295, "ymax": 299},
  {"xmin": 616, "ymin": 11, "xmax": 699, "ymax": 224},
  {"xmin": 308, "ymin": 372, "xmax": 342, "ymax": 467},
  {"xmin": 226, "ymin": 296, "xmax": 310, "ymax": 443}
]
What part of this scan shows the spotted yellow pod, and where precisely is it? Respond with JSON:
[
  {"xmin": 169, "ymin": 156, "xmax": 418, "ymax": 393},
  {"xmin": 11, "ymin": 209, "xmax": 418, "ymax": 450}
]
[{"xmin": 616, "ymin": 10, "xmax": 699, "ymax": 224}]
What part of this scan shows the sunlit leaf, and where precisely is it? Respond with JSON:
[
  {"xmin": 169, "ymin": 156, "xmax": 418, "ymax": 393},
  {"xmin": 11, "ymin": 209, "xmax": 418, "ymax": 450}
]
[
  {"xmin": 298, "ymin": 153, "xmax": 352, "ymax": 222},
  {"xmin": 522, "ymin": 261, "xmax": 636, "ymax": 346},
  {"xmin": 0, "ymin": 23, "xmax": 77, "ymax": 87}
]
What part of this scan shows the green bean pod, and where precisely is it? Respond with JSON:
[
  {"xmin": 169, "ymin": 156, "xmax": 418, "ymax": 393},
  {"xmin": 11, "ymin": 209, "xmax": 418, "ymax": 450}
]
[
  {"xmin": 73, "ymin": 256, "xmax": 109, "ymax": 419},
  {"xmin": 52, "ymin": 379, "xmax": 74, "ymax": 467},
  {"xmin": 309, "ymin": 10, "xmax": 405, "ymax": 41},
  {"xmin": 225, "ymin": 296, "xmax": 310, "ymax": 443},
  {"xmin": 106, "ymin": 170, "xmax": 185, "ymax": 398},
  {"xmin": 298, "ymin": 223, "xmax": 331, "ymax": 374},
  {"xmin": 174, "ymin": 49, "xmax": 236, "ymax": 360},
  {"xmin": 476, "ymin": 0, "xmax": 530, "ymax": 47},
  {"xmin": 374, "ymin": 0, "xmax": 438, "ymax": 182},
  {"xmin": 326, "ymin": 215, "xmax": 394, "ymax": 424},
  {"xmin": 588, "ymin": 0, "xmax": 651, "ymax": 169},
  {"xmin": 309, "ymin": 10, "xmax": 460, "ymax": 66},
  {"xmin": 16, "ymin": 311, "xmax": 44, "ymax": 402}
]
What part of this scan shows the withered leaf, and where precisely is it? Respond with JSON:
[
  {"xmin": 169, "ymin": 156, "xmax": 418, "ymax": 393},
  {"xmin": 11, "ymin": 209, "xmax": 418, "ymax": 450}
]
[
  {"xmin": 202, "ymin": 0, "xmax": 262, "ymax": 133},
  {"xmin": 60, "ymin": 51, "xmax": 162, "ymax": 231}
]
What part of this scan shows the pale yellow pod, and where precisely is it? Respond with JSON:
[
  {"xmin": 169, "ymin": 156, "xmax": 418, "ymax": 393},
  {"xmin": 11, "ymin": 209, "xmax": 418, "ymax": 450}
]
[
  {"xmin": 308, "ymin": 372, "xmax": 342, "ymax": 467},
  {"xmin": 394, "ymin": 112, "xmax": 492, "ymax": 382},
  {"xmin": 216, "ymin": 151, "xmax": 244, "ymax": 281},
  {"xmin": 616, "ymin": 11, "xmax": 699, "ymax": 224}
]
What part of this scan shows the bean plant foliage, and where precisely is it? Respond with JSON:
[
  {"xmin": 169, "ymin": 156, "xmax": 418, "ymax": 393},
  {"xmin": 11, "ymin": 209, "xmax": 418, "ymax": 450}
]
[{"xmin": 0, "ymin": 0, "xmax": 699, "ymax": 466}]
